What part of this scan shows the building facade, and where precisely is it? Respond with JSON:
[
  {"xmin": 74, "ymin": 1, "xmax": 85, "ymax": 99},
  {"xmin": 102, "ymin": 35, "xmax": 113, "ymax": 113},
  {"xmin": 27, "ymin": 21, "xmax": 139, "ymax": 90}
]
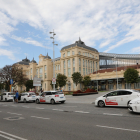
[{"xmin": 15, "ymin": 38, "xmax": 99, "ymax": 92}]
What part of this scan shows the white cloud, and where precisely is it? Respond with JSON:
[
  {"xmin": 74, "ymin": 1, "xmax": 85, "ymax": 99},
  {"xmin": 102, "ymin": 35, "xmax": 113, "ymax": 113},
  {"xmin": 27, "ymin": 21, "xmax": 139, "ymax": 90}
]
[
  {"xmin": 0, "ymin": 0, "xmax": 140, "ymax": 53},
  {"xmin": 130, "ymin": 46, "xmax": 140, "ymax": 53},
  {"xmin": 0, "ymin": 48, "xmax": 15, "ymax": 60},
  {"xmin": 11, "ymin": 35, "xmax": 52, "ymax": 50}
]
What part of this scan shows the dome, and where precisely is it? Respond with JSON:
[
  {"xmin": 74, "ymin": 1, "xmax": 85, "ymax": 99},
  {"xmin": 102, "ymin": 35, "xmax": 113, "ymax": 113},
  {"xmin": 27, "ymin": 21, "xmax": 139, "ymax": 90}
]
[
  {"xmin": 61, "ymin": 37, "xmax": 98, "ymax": 52},
  {"xmin": 14, "ymin": 57, "xmax": 30, "ymax": 65},
  {"xmin": 31, "ymin": 57, "xmax": 37, "ymax": 63},
  {"xmin": 44, "ymin": 53, "xmax": 51, "ymax": 59}
]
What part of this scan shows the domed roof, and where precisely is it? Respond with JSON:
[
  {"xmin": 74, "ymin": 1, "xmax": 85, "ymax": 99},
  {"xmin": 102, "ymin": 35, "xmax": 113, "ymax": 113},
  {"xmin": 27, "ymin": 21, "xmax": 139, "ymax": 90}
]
[
  {"xmin": 14, "ymin": 57, "xmax": 30, "ymax": 65},
  {"xmin": 61, "ymin": 38, "xmax": 98, "ymax": 52},
  {"xmin": 31, "ymin": 57, "xmax": 37, "ymax": 63},
  {"xmin": 44, "ymin": 53, "xmax": 51, "ymax": 59}
]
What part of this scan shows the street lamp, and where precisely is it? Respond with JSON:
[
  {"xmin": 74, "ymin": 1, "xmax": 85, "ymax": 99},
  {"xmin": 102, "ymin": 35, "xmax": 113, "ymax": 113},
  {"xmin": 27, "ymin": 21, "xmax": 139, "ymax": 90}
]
[
  {"xmin": 50, "ymin": 30, "xmax": 58, "ymax": 91},
  {"xmin": 114, "ymin": 57, "xmax": 118, "ymax": 89}
]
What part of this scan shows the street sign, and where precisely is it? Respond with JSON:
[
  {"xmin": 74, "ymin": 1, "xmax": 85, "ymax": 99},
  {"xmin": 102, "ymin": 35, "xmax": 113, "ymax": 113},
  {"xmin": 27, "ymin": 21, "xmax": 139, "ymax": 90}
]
[
  {"xmin": 33, "ymin": 76, "xmax": 41, "ymax": 86},
  {"xmin": 10, "ymin": 79, "xmax": 13, "ymax": 85},
  {"xmin": 52, "ymin": 78, "xmax": 56, "ymax": 84}
]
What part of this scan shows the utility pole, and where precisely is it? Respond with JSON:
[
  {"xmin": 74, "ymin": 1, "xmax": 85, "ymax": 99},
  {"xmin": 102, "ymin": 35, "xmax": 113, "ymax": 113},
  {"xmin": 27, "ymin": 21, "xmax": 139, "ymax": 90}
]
[{"xmin": 50, "ymin": 30, "xmax": 58, "ymax": 91}]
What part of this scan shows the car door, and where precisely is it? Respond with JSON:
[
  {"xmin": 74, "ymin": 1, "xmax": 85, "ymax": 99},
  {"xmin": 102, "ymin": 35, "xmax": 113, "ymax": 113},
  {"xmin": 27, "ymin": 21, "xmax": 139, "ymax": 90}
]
[
  {"xmin": 20, "ymin": 93, "xmax": 25, "ymax": 101},
  {"xmin": 105, "ymin": 91, "xmax": 119, "ymax": 106},
  {"xmin": 45, "ymin": 92, "xmax": 52, "ymax": 103},
  {"xmin": 39, "ymin": 93, "xmax": 46, "ymax": 103}
]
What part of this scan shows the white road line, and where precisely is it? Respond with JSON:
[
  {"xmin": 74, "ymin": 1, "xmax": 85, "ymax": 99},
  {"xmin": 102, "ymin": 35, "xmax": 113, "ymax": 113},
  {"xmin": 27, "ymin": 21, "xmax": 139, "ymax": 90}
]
[
  {"xmin": 7, "ymin": 112, "xmax": 22, "ymax": 115},
  {"xmin": 103, "ymin": 113, "xmax": 123, "ymax": 116},
  {"xmin": 75, "ymin": 111, "xmax": 90, "ymax": 113},
  {"xmin": 52, "ymin": 109, "xmax": 63, "ymax": 111},
  {"xmin": 0, "ymin": 134, "xmax": 15, "ymax": 140},
  {"xmin": 0, "ymin": 130, "xmax": 27, "ymax": 140},
  {"xmin": 31, "ymin": 116, "xmax": 50, "ymax": 120},
  {"xmin": 96, "ymin": 125, "xmax": 140, "ymax": 132},
  {"xmin": 36, "ymin": 107, "xmax": 44, "ymax": 109},
  {"xmin": 22, "ymin": 106, "xmax": 29, "ymax": 108}
]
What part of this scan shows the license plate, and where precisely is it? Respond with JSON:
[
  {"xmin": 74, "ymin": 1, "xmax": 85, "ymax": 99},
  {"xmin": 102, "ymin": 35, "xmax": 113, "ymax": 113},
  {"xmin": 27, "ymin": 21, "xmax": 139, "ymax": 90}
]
[{"xmin": 60, "ymin": 97, "xmax": 63, "ymax": 98}]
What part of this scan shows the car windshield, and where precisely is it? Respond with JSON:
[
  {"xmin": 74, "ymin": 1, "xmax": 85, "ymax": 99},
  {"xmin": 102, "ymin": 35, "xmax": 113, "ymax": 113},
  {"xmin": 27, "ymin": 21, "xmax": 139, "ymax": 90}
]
[
  {"xmin": 8, "ymin": 93, "xmax": 14, "ymax": 95},
  {"xmin": 51, "ymin": 92, "xmax": 63, "ymax": 95},
  {"xmin": 29, "ymin": 93, "xmax": 35, "ymax": 95}
]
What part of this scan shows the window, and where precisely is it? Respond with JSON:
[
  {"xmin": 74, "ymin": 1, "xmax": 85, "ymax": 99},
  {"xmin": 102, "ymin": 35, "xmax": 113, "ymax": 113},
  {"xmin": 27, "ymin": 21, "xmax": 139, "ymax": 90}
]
[
  {"xmin": 93, "ymin": 62, "xmax": 94, "ymax": 69},
  {"xmin": 26, "ymin": 71, "xmax": 28, "ymax": 75},
  {"xmin": 79, "ymin": 67, "xmax": 81, "ymax": 73},
  {"xmin": 83, "ymin": 68, "xmax": 85, "ymax": 75},
  {"xmin": 31, "ymin": 68, "xmax": 32, "ymax": 74},
  {"xmin": 96, "ymin": 62, "xmax": 98, "ymax": 70},
  {"xmin": 86, "ymin": 60, "xmax": 87, "ymax": 67},
  {"xmin": 67, "ymin": 51, "xmax": 70, "ymax": 56},
  {"xmin": 107, "ymin": 91, "xmax": 118, "ymax": 96},
  {"xmin": 91, "ymin": 69, "xmax": 92, "ymax": 73},
  {"xmin": 44, "ymin": 65, "xmax": 47, "ymax": 71},
  {"xmin": 90, "ymin": 61, "xmax": 92, "ymax": 68},
  {"xmin": 73, "ymin": 59, "xmax": 75, "ymax": 67},
  {"xmin": 68, "ymin": 68, "xmax": 71, "ymax": 77},
  {"xmin": 86, "ymin": 68, "xmax": 87, "ymax": 74},
  {"xmin": 39, "ymin": 74, "xmax": 42, "ymax": 79},
  {"xmin": 78, "ymin": 51, "xmax": 81, "ymax": 55},
  {"xmin": 64, "ymin": 69, "xmax": 66, "ymax": 75},
  {"xmin": 56, "ymin": 73, "xmax": 57, "ymax": 78},
  {"xmin": 73, "ymin": 67, "xmax": 75, "ymax": 73},
  {"xmin": 72, "ymin": 51, "xmax": 75, "ymax": 55},
  {"xmin": 88, "ymin": 53, "xmax": 89, "ymax": 57},
  {"xmin": 58, "ymin": 65, "xmax": 60, "ymax": 70},
  {"xmin": 73, "ymin": 83, "xmax": 76, "ymax": 89},
  {"xmin": 68, "ymin": 59, "xmax": 70, "ymax": 68},
  {"xmin": 63, "ymin": 53, "xmax": 65, "ymax": 57},
  {"xmin": 88, "ymin": 69, "xmax": 90, "ymax": 74},
  {"xmin": 79, "ymin": 58, "xmax": 81, "ymax": 66},
  {"xmin": 118, "ymin": 91, "xmax": 132, "ymax": 96},
  {"xmin": 83, "ymin": 52, "xmax": 84, "ymax": 56},
  {"xmin": 39, "ymin": 68, "xmax": 42, "ymax": 73},
  {"xmin": 83, "ymin": 59, "xmax": 85, "ymax": 67},
  {"xmin": 88, "ymin": 60, "xmax": 90, "ymax": 68},
  {"xmin": 36, "ymin": 69, "xmax": 38, "ymax": 75},
  {"xmin": 45, "ymin": 73, "xmax": 47, "ymax": 79},
  {"xmin": 64, "ymin": 61, "xmax": 65, "ymax": 68}
]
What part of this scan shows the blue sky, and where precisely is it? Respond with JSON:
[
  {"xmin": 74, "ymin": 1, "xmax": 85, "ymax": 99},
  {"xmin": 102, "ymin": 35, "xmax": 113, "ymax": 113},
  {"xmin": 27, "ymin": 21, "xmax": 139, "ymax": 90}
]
[{"xmin": 0, "ymin": 0, "xmax": 140, "ymax": 68}]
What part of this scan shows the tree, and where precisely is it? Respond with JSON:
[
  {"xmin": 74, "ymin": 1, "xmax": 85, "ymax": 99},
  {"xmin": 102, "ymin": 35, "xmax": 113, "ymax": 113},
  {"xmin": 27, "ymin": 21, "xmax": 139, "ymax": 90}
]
[
  {"xmin": 25, "ymin": 80, "xmax": 34, "ymax": 91},
  {"xmin": 57, "ymin": 73, "xmax": 67, "ymax": 88},
  {"xmin": 82, "ymin": 76, "xmax": 91, "ymax": 88},
  {"xmin": 124, "ymin": 68, "xmax": 139, "ymax": 84},
  {"xmin": 71, "ymin": 72, "xmax": 83, "ymax": 86},
  {"xmin": 0, "ymin": 65, "xmax": 28, "ymax": 91},
  {"xmin": 50, "ymin": 79, "xmax": 59, "ymax": 89}
]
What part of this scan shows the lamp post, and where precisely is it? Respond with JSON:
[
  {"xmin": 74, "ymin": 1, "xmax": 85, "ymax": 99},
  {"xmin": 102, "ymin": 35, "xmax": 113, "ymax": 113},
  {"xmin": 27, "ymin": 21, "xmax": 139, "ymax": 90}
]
[
  {"xmin": 114, "ymin": 57, "xmax": 118, "ymax": 89},
  {"xmin": 50, "ymin": 30, "xmax": 58, "ymax": 91},
  {"xmin": 96, "ymin": 64, "xmax": 98, "ymax": 92}
]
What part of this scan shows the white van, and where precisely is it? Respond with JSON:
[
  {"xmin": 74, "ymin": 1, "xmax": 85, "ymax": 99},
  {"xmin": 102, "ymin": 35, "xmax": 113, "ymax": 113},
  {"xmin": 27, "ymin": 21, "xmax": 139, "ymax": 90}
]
[{"xmin": 95, "ymin": 89, "xmax": 140, "ymax": 107}]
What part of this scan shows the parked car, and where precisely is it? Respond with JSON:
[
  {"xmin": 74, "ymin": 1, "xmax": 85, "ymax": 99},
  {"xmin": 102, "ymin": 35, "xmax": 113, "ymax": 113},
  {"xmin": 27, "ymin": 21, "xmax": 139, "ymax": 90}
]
[
  {"xmin": 128, "ymin": 97, "xmax": 140, "ymax": 113},
  {"xmin": 35, "ymin": 91, "xmax": 66, "ymax": 104},
  {"xmin": 95, "ymin": 89, "xmax": 140, "ymax": 107},
  {"xmin": 14, "ymin": 92, "xmax": 36, "ymax": 103},
  {"xmin": 0, "ymin": 92, "xmax": 14, "ymax": 101}
]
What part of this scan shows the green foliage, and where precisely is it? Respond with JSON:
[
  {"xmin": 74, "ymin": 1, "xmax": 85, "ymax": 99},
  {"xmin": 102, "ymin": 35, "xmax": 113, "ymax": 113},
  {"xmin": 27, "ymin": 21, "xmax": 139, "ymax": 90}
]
[
  {"xmin": 25, "ymin": 80, "xmax": 34, "ymax": 91},
  {"xmin": 0, "ymin": 83, "xmax": 4, "ymax": 90},
  {"xmin": 72, "ymin": 72, "xmax": 83, "ymax": 86},
  {"xmin": 124, "ymin": 68, "xmax": 139, "ymax": 84},
  {"xmin": 57, "ymin": 74, "xmax": 67, "ymax": 88},
  {"xmin": 82, "ymin": 76, "xmax": 91, "ymax": 87}
]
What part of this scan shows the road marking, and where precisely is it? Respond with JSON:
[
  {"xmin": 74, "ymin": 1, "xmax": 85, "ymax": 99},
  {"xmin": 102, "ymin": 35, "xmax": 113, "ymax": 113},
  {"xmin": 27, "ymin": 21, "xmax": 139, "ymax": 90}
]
[
  {"xmin": 0, "ymin": 134, "xmax": 15, "ymax": 140},
  {"xmin": 52, "ymin": 109, "xmax": 63, "ymax": 111},
  {"xmin": 7, "ymin": 112, "xmax": 22, "ymax": 115},
  {"xmin": 22, "ymin": 106, "xmax": 29, "ymax": 108},
  {"xmin": 60, "ymin": 105, "xmax": 77, "ymax": 107},
  {"xmin": 96, "ymin": 125, "xmax": 140, "ymax": 132},
  {"xmin": 0, "ymin": 130, "xmax": 27, "ymax": 140},
  {"xmin": 103, "ymin": 113, "xmax": 123, "ymax": 116},
  {"xmin": 36, "ymin": 107, "xmax": 44, "ymax": 109},
  {"xmin": 31, "ymin": 116, "xmax": 50, "ymax": 120},
  {"xmin": 75, "ymin": 111, "xmax": 90, "ymax": 113}
]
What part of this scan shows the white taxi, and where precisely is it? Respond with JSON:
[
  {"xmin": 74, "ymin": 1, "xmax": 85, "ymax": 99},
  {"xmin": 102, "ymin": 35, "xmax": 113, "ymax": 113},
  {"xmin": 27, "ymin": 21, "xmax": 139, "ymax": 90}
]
[
  {"xmin": 35, "ymin": 91, "xmax": 66, "ymax": 104},
  {"xmin": 17, "ymin": 92, "xmax": 36, "ymax": 103},
  {"xmin": 95, "ymin": 89, "xmax": 140, "ymax": 107},
  {"xmin": 128, "ymin": 97, "xmax": 140, "ymax": 113},
  {"xmin": 0, "ymin": 92, "xmax": 14, "ymax": 101}
]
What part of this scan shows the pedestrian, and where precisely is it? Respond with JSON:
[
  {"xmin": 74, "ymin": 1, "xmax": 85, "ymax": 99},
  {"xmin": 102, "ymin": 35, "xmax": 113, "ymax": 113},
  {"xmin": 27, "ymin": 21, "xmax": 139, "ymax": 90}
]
[{"xmin": 15, "ymin": 91, "xmax": 19, "ymax": 103}]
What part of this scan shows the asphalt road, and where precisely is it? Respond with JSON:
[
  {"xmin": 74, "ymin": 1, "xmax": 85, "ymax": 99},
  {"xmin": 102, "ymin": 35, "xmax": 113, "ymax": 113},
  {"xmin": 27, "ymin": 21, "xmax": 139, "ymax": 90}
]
[{"xmin": 0, "ymin": 96, "xmax": 140, "ymax": 140}]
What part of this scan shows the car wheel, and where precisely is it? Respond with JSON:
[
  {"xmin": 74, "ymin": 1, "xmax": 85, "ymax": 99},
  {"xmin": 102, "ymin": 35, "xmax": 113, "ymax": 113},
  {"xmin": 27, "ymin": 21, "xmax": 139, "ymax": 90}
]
[
  {"xmin": 5, "ymin": 98, "xmax": 7, "ymax": 102},
  {"xmin": 51, "ymin": 99, "xmax": 55, "ymax": 105},
  {"xmin": 23, "ymin": 99, "xmax": 26, "ymax": 103},
  {"xmin": 98, "ymin": 100, "xmax": 105, "ymax": 107},
  {"xmin": 61, "ymin": 101, "xmax": 65, "ymax": 104},
  {"xmin": 36, "ymin": 99, "xmax": 40, "ymax": 104},
  {"xmin": 127, "ymin": 100, "xmax": 131, "ymax": 107}
]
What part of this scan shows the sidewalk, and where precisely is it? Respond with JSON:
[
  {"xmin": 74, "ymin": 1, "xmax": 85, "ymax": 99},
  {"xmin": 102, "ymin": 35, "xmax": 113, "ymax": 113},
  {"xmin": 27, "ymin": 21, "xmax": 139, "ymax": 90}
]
[{"xmin": 65, "ymin": 91, "xmax": 109, "ymax": 104}]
